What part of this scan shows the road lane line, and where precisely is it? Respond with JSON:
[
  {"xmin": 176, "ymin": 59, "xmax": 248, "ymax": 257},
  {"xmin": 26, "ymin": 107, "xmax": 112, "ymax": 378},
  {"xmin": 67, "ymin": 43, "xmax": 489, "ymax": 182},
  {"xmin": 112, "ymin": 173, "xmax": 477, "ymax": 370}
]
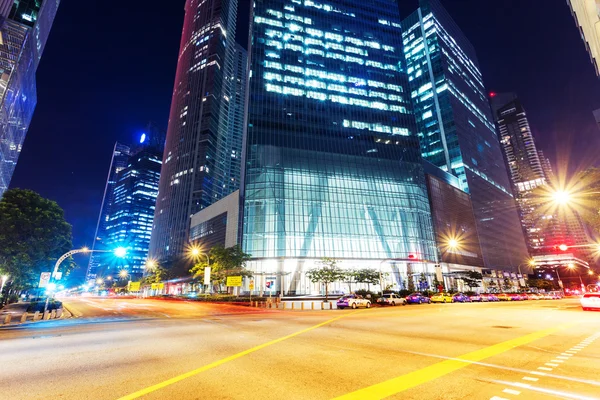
[
  {"xmin": 530, "ymin": 371, "xmax": 546, "ymax": 376},
  {"xmin": 332, "ymin": 323, "xmax": 573, "ymax": 400},
  {"xmin": 503, "ymin": 388, "xmax": 521, "ymax": 395},
  {"xmin": 537, "ymin": 367, "xmax": 552, "ymax": 371},
  {"xmin": 117, "ymin": 310, "xmax": 362, "ymax": 400},
  {"xmin": 493, "ymin": 380, "xmax": 598, "ymax": 400},
  {"xmin": 522, "ymin": 377, "xmax": 538, "ymax": 382},
  {"xmin": 545, "ymin": 363, "xmax": 559, "ymax": 367},
  {"xmin": 490, "ymin": 397, "xmax": 509, "ymax": 400},
  {"xmin": 551, "ymin": 359, "xmax": 564, "ymax": 363}
]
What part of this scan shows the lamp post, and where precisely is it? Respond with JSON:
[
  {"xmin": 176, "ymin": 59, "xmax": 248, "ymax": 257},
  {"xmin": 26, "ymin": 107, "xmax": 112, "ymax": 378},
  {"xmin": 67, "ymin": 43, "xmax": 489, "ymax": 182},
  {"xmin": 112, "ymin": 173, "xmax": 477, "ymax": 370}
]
[
  {"xmin": 190, "ymin": 246, "xmax": 210, "ymax": 293},
  {"xmin": 0, "ymin": 275, "xmax": 8, "ymax": 305}
]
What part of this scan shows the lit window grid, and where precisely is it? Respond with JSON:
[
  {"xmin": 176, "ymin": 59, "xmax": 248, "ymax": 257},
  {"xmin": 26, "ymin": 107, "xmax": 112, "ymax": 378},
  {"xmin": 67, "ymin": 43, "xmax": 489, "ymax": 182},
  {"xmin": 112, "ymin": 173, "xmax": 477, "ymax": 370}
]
[{"xmin": 243, "ymin": 0, "xmax": 438, "ymax": 262}]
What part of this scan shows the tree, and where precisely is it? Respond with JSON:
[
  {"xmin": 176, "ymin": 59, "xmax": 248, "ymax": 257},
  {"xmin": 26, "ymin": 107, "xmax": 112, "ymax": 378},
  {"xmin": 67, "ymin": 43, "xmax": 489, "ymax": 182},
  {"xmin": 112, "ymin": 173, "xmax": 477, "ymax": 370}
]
[
  {"xmin": 343, "ymin": 270, "xmax": 358, "ymax": 293},
  {"xmin": 527, "ymin": 278, "xmax": 554, "ymax": 291},
  {"xmin": 305, "ymin": 258, "xmax": 345, "ymax": 301},
  {"xmin": 461, "ymin": 271, "xmax": 483, "ymax": 291},
  {"xmin": 353, "ymin": 268, "xmax": 381, "ymax": 291},
  {"xmin": 190, "ymin": 245, "xmax": 252, "ymax": 292},
  {"xmin": 502, "ymin": 277, "xmax": 513, "ymax": 292},
  {"xmin": 0, "ymin": 189, "xmax": 73, "ymax": 289}
]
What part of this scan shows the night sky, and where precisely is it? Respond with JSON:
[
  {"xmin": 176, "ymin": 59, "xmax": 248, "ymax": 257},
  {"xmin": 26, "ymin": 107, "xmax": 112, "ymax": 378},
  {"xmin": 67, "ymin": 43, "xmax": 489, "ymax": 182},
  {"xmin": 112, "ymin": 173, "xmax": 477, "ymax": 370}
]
[{"xmin": 9, "ymin": 0, "xmax": 600, "ymax": 279}]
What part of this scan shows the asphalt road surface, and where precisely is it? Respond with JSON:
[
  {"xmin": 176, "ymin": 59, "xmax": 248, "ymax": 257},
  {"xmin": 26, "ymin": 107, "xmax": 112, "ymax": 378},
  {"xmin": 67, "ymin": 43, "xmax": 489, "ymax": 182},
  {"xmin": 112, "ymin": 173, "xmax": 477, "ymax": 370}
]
[{"xmin": 0, "ymin": 297, "xmax": 598, "ymax": 400}]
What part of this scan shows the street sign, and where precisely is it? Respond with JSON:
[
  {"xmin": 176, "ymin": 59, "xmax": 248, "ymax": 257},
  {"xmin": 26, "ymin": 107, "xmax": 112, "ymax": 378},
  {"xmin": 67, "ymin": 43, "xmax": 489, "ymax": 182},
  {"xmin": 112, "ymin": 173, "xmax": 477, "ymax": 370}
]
[
  {"xmin": 38, "ymin": 272, "xmax": 51, "ymax": 288},
  {"xmin": 265, "ymin": 276, "xmax": 276, "ymax": 290},
  {"xmin": 151, "ymin": 283, "xmax": 164, "ymax": 290},
  {"xmin": 249, "ymin": 280, "xmax": 255, "ymax": 290},
  {"xmin": 129, "ymin": 281, "xmax": 141, "ymax": 291},
  {"xmin": 204, "ymin": 267, "xmax": 211, "ymax": 285},
  {"xmin": 226, "ymin": 276, "xmax": 242, "ymax": 287}
]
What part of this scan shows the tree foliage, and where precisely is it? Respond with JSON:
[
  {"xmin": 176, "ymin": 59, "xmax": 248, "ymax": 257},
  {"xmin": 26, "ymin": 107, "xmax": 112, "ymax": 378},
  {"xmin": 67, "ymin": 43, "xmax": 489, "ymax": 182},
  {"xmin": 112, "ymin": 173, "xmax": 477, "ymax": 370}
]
[
  {"xmin": 527, "ymin": 278, "xmax": 555, "ymax": 291},
  {"xmin": 461, "ymin": 271, "xmax": 483, "ymax": 290},
  {"xmin": 353, "ymin": 268, "xmax": 381, "ymax": 290},
  {"xmin": 305, "ymin": 258, "xmax": 345, "ymax": 301},
  {"xmin": 189, "ymin": 245, "xmax": 252, "ymax": 291},
  {"xmin": 0, "ymin": 189, "xmax": 73, "ymax": 289}
]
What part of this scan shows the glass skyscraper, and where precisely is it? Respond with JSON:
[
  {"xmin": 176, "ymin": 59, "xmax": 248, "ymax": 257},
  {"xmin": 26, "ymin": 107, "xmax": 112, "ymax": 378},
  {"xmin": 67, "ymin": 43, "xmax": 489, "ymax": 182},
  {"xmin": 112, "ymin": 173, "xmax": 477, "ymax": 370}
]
[
  {"xmin": 0, "ymin": 0, "xmax": 59, "ymax": 198},
  {"xmin": 242, "ymin": 0, "xmax": 438, "ymax": 294},
  {"xmin": 87, "ymin": 131, "xmax": 164, "ymax": 282},
  {"xmin": 402, "ymin": 0, "xmax": 529, "ymax": 269},
  {"xmin": 149, "ymin": 0, "xmax": 242, "ymax": 262},
  {"xmin": 86, "ymin": 142, "xmax": 131, "ymax": 281}
]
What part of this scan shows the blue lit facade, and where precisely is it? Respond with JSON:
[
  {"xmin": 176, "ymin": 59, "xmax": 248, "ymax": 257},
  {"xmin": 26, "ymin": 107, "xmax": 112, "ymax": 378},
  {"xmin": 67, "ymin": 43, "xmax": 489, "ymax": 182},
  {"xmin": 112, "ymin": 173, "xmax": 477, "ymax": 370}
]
[
  {"xmin": 402, "ymin": 0, "xmax": 529, "ymax": 269},
  {"xmin": 0, "ymin": 0, "xmax": 59, "ymax": 198},
  {"xmin": 242, "ymin": 0, "xmax": 438, "ymax": 294},
  {"xmin": 88, "ymin": 133, "xmax": 164, "ymax": 282}
]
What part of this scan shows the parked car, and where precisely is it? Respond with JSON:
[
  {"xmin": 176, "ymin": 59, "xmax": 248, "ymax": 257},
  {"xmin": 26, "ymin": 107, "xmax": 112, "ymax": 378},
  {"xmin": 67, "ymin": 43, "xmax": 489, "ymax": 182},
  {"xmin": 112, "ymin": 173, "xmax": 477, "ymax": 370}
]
[
  {"xmin": 430, "ymin": 293, "xmax": 454, "ymax": 303},
  {"xmin": 549, "ymin": 291, "xmax": 563, "ymax": 299},
  {"xmin": 377, "ymin": 293, "xmax": 407, "ymax": 306},
  {"xmin": 406, "ymin": 292, "xmax": 431, "ymax": 304},
  {"xmin": 481, "ymin": 294, "xmax": 499, "ymax": 302},
  {"xmin": 509, "ymin": 293, "xmax": 522, "ymax": 301},
  {"xmin": 469, "ymin": 294, "xmax": 483, "ymax": 302},
  {"xmin": 527, "ymin": 293, "xmax": 541, "ymax": 300},
  {"xmin": 497, "ymin": 293, "xmax": 512, "ymax": 301},
  {"xmin": 452, "ymin": 293, "xmax": 471, "ymax": 303},
  {"xmin": 337, "ymin": 295, "xmax": 371, "ymax": 309},
  {"xmin": 581, "ymin": 293, "xmax": 600, "ymax": 311}
]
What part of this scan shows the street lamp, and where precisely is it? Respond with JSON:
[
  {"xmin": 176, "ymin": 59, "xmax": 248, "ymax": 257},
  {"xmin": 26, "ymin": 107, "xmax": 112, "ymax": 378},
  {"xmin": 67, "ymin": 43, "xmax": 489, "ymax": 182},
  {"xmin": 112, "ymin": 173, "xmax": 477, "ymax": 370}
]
[
  {"xmin": 188, "ymin": 245, "xmax": 210, "ymax": 293},
  {"xmin": 119, "ymin": 270, "xmax": 129, "ymax": 279},
  {"xmin": 552, "ymin": 190, "xmax": 571, "ymax": 205},
  {"xmin": 0, "ymin": 275, "xmax": 8, "ymax": 302}
]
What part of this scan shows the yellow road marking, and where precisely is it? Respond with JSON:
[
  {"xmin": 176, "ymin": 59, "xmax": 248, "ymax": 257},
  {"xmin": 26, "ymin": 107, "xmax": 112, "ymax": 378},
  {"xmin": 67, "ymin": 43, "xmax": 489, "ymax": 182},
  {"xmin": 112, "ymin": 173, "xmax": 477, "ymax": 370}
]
[
  {"xmin": 117, "ymin": 310, "xmax": 361, "ymax": 400},
  {"xmin": 333, "ymin": 323, "xmax": 574, "ymax": 400}
]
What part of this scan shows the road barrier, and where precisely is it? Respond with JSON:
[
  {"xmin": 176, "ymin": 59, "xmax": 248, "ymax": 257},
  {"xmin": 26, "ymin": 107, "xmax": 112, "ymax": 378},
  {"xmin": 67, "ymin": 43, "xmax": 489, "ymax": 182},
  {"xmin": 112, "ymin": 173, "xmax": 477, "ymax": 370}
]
[
  {"xmin": 1, "ymin": 307, "xmax": 67, "ymax": 327},
  {"xmin": 251, "ymin": 300, "xmax": 338, "ymax": 311}
]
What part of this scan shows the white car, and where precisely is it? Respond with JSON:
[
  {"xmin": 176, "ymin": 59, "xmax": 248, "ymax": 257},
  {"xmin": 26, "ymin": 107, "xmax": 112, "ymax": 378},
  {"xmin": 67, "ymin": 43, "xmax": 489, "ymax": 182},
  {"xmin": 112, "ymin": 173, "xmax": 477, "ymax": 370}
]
[
  {"xmin": 377, "ymin": 293, "xmax": 407, "ymax": 306},
  {"xmin": 581, "ymin": 293, "xmax": 600, "ymax": 311},
  {"xmin": 337, "ymin": 295, "xmax": 371, "ymax": 309}
]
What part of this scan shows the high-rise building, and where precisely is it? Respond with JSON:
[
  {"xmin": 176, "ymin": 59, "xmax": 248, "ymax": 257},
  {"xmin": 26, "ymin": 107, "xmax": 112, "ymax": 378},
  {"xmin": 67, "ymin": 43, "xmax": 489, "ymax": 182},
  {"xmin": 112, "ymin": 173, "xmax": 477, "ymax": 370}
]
[
  {"xmin": 86, "ymin": 142, "xmax": 131, "ymax": 281},
  {"xmin": 566, "ymin": 0, "xmax": 600, "ymax": 76},
  {"xmin": 87, "ymin": 130, "xmax": 164, "ymax": 282},
  {"xmin": 149, "ymin": 0, "xmax": 241, "ymax": 262},
  {"xmin": 0, "ymin": 0, "xmax": 59, "ymax": 198},
  {"xmin": 402, "ymin": 0, "xmax": 529, "ymax": 269},
  {"xmin": 491, "ymin": 93, "xmax": 548, "ymax": 254},
  {"xmin": 241, "ymin": 0, "xmax": 438, "ymax": 294}
]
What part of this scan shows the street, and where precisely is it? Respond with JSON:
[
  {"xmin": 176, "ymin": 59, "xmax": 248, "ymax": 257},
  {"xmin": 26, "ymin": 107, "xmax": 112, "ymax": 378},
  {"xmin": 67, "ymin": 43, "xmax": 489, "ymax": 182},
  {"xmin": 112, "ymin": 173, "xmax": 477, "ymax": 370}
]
[{"xmin": 0, "ymin": 297, "xmax": 598, "ymax": 400}]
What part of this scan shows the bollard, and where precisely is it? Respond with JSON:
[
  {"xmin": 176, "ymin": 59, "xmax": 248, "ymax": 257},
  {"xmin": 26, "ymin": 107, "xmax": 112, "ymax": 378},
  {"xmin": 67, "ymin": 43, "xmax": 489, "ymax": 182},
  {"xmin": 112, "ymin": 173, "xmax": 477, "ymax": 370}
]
[
  {"xmin": 268, "ymin": 302, "xmax": 272, "ymax": 309},
  {"xmin": 291, "ymin": 302, "xmax": 295, "ymax": 310},
  {"xmin": 301, "ymin": 302, "xmax": 304, "ymax": 310},
  {"xmin": 282, "ymin": 302, "xmax": 286, "ymax": 309},
  {"xmin": 50, "ymin": 310, "xmax": 56, "ymax": 319},
  {"xmin": 329, "ymin": 301, "xmax": 333, "ymax": 310},
  {"xmin": 33, "ymin": 311, "xmax": 40, "ymax": 321},
  {"xmin": 56, "ymin": 309, "xmax": 63, "ymax": 318},
  {"xmin": 43, "ymin": 311, "xmax": 50, "ymax": 320},
  {"xmin": 321, "ymin": 302, "xmax": 324, "ymax": 310},
  {"xmin": 3, "ymin": 314, "xmax": 10, "ymax": 324},
  {"xmin": 20, "ymin": 312, "xmax": 27, "ymax": 323},
  {"xmin": 311, "ymin": 302, "xmax": 314, "ymax": 310}
]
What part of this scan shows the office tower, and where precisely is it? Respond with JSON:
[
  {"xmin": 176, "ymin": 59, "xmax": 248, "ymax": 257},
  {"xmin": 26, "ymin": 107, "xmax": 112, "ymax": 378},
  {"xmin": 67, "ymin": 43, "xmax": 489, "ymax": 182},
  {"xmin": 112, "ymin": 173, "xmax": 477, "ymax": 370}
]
[
  {"xmin": 402, "ymin": 0, "xmax": 529, "ymax": 269},
  {"xmin": 86, "ymin": 142, "xmax": 131, "ymax": 281},
  {"xmin": 0, "ymin": 0, "xmax": 59, "ymax": 198},
  {"xmin": 566, "ymin": 0, "xmax": 600, "ymax": 76},
  {"xmin": 149, "ymin": 0, "xmax": 240, "ymax": 262},
  {"xmin": 223, "ymin": 43, "xmax": 247, "ymax": 195},
  {"xmin": 87, "ymin": 130, "xmax": 165, "ymax": 282},
  {"xmin": 242, "ymin": 0, "xmax": 438, "ymax": 294}
]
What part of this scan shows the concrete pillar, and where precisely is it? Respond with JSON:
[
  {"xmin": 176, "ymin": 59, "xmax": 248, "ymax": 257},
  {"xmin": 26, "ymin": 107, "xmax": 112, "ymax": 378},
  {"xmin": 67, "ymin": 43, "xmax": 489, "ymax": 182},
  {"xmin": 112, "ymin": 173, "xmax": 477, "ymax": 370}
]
[
  {"xmin": 33, "ymin": 311, "xmax": 40, "ymax": 321},
  {"xmin": 50, "ymin": 310, "xmax": 56, "ymax": 319},
  {"xmin": 3, "ymin": 314, "xmax": 10, "ymax": 324},
  {"xmin": 20, "ymin": 313, "xmax": 27, "ymax": 323},
  {"xmin": 43, "ymin": 311, "xmax": 50, "ymax": 320}
]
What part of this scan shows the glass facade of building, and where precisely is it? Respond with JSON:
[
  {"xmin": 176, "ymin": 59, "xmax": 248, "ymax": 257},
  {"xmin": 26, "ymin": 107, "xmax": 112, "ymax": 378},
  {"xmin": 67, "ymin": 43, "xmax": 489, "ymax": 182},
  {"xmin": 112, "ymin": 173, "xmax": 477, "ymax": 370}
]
[
  {"xmin": 0, "ymin": 0, "xmax": 59, "ymax": 198},
  {"xmin": 88, "ymin": 135, "xmax": 163, "ymax": 281},
  {"xmin": 86, "ymin": 142, "xmax": 131, "ymax": 281},
  {"xmin": 402, "ymin": 0, "xmax": 529, "ymax": 269},
  {"xmin": 242, "ymin": 0, "xmax": 438, "ymax": 293},
  {"xmin": 149, "ymin": 0, "xmax": 242, "ymax": 262}
]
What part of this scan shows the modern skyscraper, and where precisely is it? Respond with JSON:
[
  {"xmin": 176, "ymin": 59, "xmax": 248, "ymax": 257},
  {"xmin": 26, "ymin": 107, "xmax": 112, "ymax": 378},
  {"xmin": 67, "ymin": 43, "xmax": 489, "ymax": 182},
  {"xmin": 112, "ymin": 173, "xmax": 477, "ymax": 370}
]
[
  {"xmin": 402, "ymin": 0, "xmax": 529, "ymax": 269},
  {"xmin": 149, "ymin": 0, "xmax": 241, "ymax": 262},
  {"xmin": 87, "ymin": 142, "xmax": 131, "ymax": 281},
  {"xmin": 0, "ymin": 0, "xmax": 59, "ymax": 198},
  {"xmin": 242, "ymin": 0, "xmax": 438, "ymax": 294},
  {"xmin": 566, "ymin": 0, "xmax": 600, "ymax": 76},
  {"xmin": 87, "ymin": 129, "xmax": 164, "ymax": 282}
]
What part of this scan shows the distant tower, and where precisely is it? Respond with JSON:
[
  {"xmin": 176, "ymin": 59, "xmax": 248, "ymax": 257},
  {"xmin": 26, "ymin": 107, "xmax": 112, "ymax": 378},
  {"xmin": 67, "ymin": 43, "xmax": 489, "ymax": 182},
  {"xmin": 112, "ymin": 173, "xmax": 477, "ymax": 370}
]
[
  {"xmin": 402, "ymin": 0, "xmax": 529, "ymax": 269},
  {"xmin": 148, "ymin": 0, "xmax": 241, "ymax": 263},
  {"xmin": 0, "ymin": 0, "xmax": 60, "ymax": 197}
]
